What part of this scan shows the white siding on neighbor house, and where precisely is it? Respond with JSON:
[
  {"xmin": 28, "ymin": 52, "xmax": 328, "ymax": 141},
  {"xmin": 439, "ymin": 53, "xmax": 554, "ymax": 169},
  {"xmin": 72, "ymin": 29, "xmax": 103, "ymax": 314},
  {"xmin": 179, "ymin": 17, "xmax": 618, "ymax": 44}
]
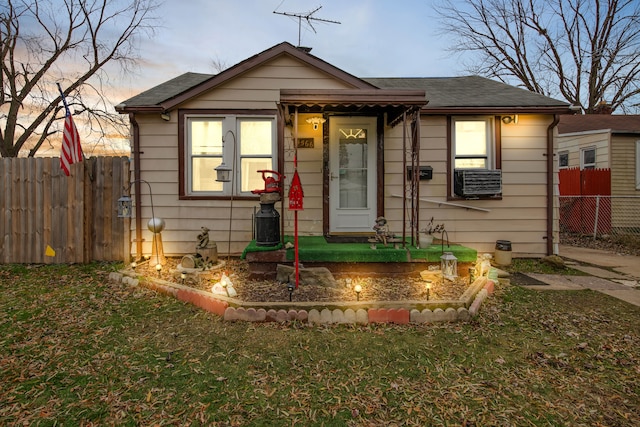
[
  {"xmin": 131, "ymin": 55, "xmax": 355, "ymax": 257},
  {"xmin": 557, "ymin": 130, "xmax": 611, "ymax": 169}
]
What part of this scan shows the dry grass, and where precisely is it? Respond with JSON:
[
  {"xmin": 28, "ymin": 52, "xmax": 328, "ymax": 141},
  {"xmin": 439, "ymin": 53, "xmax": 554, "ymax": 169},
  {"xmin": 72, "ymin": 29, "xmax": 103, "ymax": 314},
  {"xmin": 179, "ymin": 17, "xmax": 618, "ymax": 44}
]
[{"xmin": 1, "ymin": 262, "xmax": 639, "ymax": 426}]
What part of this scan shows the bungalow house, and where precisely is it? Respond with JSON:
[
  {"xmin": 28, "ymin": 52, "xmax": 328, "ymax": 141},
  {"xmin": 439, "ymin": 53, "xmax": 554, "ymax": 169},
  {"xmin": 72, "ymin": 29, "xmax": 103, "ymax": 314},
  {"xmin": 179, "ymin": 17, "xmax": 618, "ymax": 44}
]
[
  {"xmin": 557, "ymin": 114, "xmax": 640, "ymax": 186},
  {"xmin": 557, "ymin": 114, "xmax": 640, "ymax": 235},
  {"xmin": 115, "ymin": 42, "xmax": 572, "ymax": 268}
]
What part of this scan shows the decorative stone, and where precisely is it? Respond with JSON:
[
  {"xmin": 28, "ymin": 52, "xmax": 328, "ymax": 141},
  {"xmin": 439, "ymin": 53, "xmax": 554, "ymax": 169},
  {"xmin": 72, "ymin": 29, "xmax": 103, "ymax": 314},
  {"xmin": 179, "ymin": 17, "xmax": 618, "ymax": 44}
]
[
  {"xmin": 211, "ymin": 283, "xmax": 227, "ymax": 296},
  {"xmin": 355, "ymin": 309, "xmax": 368, "ymax": 325},
  {"xmin": 288, "ymin": 309, "xmax": 298, "ymax": 321},
  {"xmin": 332, "ymin": 309, "xmax": 345, "ymax": 324},
  {"xmin": 368, "ymin": 308, "xmax": 389, "ymax": 324},
  {"xmin": 308, "ymin": 309, "xmax": 321, "ymax": 324},
  {"xmin": 445, "ymin": 307, "xmax": 458, "ymax": 322},
  {"xmin": 432, "ymin": 308, "xmax": 446, "ymax": 322},
  {"xmin": 223, "ymin": 307, "xmax": 236, "ymax": 321},
  {"xmin": 235, "ymin": 307, "xmax": 247, "ymax": 321},
  {"xmin": 388, "ymin": 308, "xmax": 410, "ymax": 324},
  {"xmin": 410, "ymin": 309, "xmax": 423, "ymax": 324},
  {"xmin": 276, "ymin": 309, "xmax": 288, "ymax": 323},
  {"xmin": 265, "ymin": 309, "xmax": 278, "ymax": 322},
  {"xmin": 422, "ymin": 309, "xmax": 433, "ymax": 323},
  {"xmin": 320, "ymin": 308, "xmax": 333, "ymax": 324},
  {"xmin": 246, "ymin": 308, "xmax": 264, "ymax": 322},
  {"xmin": 457, "ymin": 307, "xmax": 470, "ymax": 321},
  {"xmin": 343, "ymin": 309, "xmax": 356, "ymax": 324},
  {"xmin": 275, "ymin": 264, "xmax": 337, "ymax": 287},
  {"xmin": 296, "ymin": 310, "xmax": 308, "ymax": 322},
  {"xmin": 256, "ymin": 308, "xmax": 267, "ymax": 322}
]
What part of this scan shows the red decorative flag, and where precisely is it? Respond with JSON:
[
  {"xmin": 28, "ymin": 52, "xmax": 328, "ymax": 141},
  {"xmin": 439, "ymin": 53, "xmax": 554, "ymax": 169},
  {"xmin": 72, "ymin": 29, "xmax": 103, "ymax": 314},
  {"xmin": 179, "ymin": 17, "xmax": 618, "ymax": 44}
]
[{"xmin": 57, "ymin": 84, "xmax": 83, "ymax": 176}]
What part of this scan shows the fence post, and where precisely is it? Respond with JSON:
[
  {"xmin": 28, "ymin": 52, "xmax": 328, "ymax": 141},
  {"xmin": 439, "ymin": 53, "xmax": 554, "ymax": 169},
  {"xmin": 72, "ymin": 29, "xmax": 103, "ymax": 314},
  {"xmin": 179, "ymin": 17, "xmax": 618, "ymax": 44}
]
[{"xmin": 593, "ymin": 195, "xmax": 600, "ymax": 240}]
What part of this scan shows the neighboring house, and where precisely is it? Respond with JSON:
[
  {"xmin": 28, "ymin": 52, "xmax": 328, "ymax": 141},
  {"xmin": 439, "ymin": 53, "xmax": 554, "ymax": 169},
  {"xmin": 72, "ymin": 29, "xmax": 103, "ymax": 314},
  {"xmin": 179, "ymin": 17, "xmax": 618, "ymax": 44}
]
[
  {"xmin": 116, "ymin": 42, "xmax": 571, "ymax": 261},
  {"xmin": 557, "ymin": 114, "xmax": 640, "ymax": 236},
  {"xmin": 557, "ymin": 114, "xmax": 640, "ymax": 190}
]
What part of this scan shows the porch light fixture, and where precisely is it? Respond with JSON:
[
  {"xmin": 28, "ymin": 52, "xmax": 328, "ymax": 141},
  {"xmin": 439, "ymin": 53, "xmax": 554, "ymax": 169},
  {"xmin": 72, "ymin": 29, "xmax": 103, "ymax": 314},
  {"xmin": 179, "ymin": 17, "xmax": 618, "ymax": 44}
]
[
  {"xmin": 502, "ymin": 115, "xmax": 518, "ymax": 125},
  {"xmin": 118, "ymin": 179, "xmax": 163, "ymax": 269},
  {"xmin": 354, "ymin": 283, "xmax": 362, "ymax": 301},
  {"xmin": 306, "ymin": 116, "xmax": 326, "ymax": 130},
  {"xmin": 440, "ymin": 252, "xmax": 458, "ymax": 281},
  {"xmin": 215, "ymin": 130, "xmax": 237, "ymax": 262}
]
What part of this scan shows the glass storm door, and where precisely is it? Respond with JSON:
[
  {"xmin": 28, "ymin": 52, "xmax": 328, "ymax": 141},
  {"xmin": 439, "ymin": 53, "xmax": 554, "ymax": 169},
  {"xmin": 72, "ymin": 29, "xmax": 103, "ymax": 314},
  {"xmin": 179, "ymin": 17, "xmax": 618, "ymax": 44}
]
[{"xmin": 329, "ymin": 117, "xmax": 377, "ymax": 233}]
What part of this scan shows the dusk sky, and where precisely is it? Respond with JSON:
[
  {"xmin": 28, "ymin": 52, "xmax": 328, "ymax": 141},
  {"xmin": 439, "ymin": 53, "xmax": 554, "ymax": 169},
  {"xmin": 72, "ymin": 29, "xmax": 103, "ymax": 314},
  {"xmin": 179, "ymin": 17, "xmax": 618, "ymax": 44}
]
[{"xmin": 116, "ymin": 0, "xmax": 468, "ymax": 100}]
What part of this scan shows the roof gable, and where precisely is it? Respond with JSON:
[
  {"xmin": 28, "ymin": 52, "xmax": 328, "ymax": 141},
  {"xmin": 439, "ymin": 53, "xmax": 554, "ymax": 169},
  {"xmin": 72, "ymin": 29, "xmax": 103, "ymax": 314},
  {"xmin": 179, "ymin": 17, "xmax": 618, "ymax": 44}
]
[{"xmin": 117, "ymin": 42, "xmax": 375, "ymax": 112}]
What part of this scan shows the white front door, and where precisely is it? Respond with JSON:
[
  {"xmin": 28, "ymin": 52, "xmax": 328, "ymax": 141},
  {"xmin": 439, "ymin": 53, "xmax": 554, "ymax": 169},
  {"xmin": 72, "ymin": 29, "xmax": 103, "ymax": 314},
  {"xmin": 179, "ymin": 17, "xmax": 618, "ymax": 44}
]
[{"xmin": 329, "ymin": 117, "xmax": 377, "ymax": 233}]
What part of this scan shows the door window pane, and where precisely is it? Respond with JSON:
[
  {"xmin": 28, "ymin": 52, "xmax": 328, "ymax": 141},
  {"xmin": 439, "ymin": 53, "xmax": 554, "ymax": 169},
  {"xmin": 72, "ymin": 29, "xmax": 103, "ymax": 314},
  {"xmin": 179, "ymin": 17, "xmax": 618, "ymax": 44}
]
[{"xmin": 338, "ymin": 128, "xmax": 368, "ymax": 208}]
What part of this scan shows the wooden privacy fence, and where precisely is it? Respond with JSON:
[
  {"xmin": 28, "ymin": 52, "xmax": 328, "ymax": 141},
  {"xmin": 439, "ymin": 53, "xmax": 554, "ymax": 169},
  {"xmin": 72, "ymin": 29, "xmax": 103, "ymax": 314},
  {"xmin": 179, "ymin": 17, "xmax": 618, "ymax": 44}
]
[
  {"xmin": 0, "ymin": 156, "xmax": 130, "ymax": 264},
  {"xmin": 559, "ymin": 167, "xmax": 611, "ymax": 196}
]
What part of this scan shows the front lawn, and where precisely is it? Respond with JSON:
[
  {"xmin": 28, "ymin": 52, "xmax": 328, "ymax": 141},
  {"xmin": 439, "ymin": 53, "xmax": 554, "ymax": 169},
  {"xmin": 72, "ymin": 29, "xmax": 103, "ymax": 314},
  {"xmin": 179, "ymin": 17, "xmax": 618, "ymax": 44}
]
[{"xmin": 1, "ymin": 262, "xmax": 639, "ymax": 426}]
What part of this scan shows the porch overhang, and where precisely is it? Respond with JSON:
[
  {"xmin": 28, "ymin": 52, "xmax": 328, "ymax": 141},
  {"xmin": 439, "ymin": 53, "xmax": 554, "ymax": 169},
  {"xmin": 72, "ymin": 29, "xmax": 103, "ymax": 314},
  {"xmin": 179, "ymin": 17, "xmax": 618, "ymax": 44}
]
[{"xmin": 279, "ymin": 89, "xmax": 427, "ymax": 127}]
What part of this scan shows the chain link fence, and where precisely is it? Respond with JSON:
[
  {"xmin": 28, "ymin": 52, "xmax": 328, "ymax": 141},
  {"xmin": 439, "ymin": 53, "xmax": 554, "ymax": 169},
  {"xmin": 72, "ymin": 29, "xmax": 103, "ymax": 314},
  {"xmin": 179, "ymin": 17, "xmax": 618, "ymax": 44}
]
[{"xmin": 559, "ymin": 196, "xmax": 640, "ymax": 241}]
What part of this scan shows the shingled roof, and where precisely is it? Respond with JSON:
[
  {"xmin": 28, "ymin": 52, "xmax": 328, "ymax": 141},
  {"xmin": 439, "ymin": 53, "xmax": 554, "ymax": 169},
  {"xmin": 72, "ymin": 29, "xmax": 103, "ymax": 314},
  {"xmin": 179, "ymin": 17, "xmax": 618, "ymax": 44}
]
[
  {"xmin": 116, "ymin": 43, "xmax": 570, "ymax": 114},
  {"xmin": 558, "ymin": 114, "xmax": 640, "ymax": 134},
  {"xmin": 363, "ymin": 76, "xmax": 569, "ymax": 111}
]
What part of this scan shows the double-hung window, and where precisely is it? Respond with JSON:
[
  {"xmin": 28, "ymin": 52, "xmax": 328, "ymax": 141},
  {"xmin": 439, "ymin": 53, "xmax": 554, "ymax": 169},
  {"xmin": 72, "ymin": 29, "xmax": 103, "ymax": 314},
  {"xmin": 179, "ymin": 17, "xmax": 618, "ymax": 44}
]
[
  {"xmin": 450, "ymin": 116, "xmax": 501, "ymax": 199},
  {"xmin": 453, "ymin": 117, "xmax": 494, "ymax": 169},
  {"xmin": 580, "ymin": 147, "xmax": 596, "ymax": 170},
  {"xmin": 184, "ymin": 114, "xmax": 276, "ymax": 197}
]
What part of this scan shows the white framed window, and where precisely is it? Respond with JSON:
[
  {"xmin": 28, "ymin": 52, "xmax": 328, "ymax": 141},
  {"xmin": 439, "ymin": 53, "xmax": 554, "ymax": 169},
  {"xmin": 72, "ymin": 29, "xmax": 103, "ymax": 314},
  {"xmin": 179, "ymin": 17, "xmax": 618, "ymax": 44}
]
[
  {"xmin": 580, "ymin": 146, "xmax": 596, "ymax": 170},
  {"xmin": 185, "ymin": 114, "xmax": 276, "ymax": 196},
  {"xmin": 558, "ymin": 151, "xmax": 569, "ymax": 169},
  {"xmin": 453, "ymin": 117, "xmax": 494, "ymax": 169}
]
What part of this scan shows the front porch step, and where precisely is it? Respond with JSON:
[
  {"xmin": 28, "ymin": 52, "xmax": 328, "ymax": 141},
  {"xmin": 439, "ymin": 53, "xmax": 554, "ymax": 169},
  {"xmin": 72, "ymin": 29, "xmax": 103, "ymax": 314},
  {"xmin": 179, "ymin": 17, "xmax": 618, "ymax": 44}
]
[{"xmin": 242, "ymin": 236, "xmax": 477, "ymax": 279}]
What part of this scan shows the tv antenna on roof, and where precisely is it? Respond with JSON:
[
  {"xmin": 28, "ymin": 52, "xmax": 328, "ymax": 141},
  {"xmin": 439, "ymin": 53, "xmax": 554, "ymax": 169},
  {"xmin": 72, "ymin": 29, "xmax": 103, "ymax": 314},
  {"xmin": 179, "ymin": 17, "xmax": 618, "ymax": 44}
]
[{"xmin": 273, "ymin": 6, "xmax": 341, "ymax": 48}]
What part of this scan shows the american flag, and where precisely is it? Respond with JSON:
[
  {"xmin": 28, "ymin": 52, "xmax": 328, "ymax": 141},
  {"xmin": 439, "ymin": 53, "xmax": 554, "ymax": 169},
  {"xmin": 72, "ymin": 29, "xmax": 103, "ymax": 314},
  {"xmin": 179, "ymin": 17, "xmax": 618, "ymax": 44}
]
[{"xmin": 58, "ymin": 85, "xmax": 83, "ymax": 176}]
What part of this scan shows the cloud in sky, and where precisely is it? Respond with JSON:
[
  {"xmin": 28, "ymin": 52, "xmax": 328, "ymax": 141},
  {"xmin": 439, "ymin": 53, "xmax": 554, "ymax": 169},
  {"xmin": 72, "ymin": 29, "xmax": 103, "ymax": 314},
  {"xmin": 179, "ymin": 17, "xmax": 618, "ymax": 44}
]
[{"xmin": 118, "ymin": 0, "xmax": 467, "ymax": 99}]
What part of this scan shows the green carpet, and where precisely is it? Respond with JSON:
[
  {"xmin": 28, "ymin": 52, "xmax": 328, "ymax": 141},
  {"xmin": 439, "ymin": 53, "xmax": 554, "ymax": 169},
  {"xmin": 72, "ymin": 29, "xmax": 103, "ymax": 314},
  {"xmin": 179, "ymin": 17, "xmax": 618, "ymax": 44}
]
[
  {"xmin": 285, "ymin": 236, "xmax": 409, "ymax": 262},
  {"xmin": 242, "ymin": 236, "xmax": 477, "ymax": 263}
]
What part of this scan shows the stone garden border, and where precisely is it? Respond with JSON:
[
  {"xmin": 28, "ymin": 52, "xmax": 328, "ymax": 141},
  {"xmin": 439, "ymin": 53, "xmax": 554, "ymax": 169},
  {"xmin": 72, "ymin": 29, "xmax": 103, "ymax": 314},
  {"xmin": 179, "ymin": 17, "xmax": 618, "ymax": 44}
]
[{"xmin": 109, "ymin": 270, "xmax": 496, "ymax": 325}]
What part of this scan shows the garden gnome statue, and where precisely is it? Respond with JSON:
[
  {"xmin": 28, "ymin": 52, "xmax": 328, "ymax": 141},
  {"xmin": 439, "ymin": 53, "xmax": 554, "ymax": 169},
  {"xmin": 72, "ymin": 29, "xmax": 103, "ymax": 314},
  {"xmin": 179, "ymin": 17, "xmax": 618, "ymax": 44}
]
[
  {"xmin": 195, "ymin": 226, "xmax": 218, "ymax": 266},
  {"xmin": 373, "ymin": 216, "xmax": 392, "ymax": 245}
]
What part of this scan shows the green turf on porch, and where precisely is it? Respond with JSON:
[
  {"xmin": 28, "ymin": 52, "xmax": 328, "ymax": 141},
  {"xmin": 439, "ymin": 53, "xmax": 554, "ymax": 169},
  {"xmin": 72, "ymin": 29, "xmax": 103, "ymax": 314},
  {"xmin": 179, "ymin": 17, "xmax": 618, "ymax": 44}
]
[{"xmin": 241, "ymin": 236, "xmax": 477, "ymax": 263}]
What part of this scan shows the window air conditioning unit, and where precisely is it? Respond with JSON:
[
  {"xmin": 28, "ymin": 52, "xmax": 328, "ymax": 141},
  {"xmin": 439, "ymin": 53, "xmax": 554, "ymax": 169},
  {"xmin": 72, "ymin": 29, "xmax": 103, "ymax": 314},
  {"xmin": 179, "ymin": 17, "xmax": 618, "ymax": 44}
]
[{"xmin": 454, "ymin": 169, "xmax": 502, "ymax": 198}]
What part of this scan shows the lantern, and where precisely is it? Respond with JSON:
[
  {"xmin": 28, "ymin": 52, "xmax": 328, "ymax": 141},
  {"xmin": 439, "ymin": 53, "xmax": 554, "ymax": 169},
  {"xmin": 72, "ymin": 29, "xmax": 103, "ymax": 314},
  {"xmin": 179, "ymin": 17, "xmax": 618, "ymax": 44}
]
[
  {"xmin": 117, "ymin": 195, "xmax": 133, "ymax": 218},
  {"xmin": 440, "ymin": 251, "xmax": 458, "ymax": 281},
  {"xmin": 214, "ymin": 161, "xmax": 232, "ymax": 182}
]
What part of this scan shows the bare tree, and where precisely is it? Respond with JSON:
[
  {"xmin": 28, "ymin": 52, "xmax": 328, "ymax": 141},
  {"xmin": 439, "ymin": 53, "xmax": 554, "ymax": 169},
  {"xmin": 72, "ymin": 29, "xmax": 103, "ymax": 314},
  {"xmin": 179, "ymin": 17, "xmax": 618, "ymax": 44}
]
[
  {"xmin": 436, "ymin": 0, "xmax": 640, "ymax": 113},
  {"xmin": 0, "ymin": 0, "xmax": 159, "ymax": 157}
]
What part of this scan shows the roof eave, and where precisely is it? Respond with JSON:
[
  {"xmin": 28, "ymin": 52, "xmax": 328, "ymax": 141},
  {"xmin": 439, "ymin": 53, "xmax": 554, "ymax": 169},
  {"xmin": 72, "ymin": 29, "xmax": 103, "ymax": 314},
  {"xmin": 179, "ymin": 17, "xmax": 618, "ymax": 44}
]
[
  {"xmin": 115, "ymin": 104, "xmax": 165, "ymax": 114},
  {"xmin": 421, "ymin": 106, "xmax": 573, "ymax": 115}
]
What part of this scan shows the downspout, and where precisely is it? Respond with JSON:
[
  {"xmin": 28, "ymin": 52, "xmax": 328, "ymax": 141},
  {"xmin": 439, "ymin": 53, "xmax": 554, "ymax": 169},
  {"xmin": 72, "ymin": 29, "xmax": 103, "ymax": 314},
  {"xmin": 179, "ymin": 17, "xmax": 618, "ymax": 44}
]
[
  {"xmin": 546, "ymin": 114, "xmax": 560, "ymax": 256},
  {"xmin": 129, "ymin": 113, "xmax": 143, "ymax": 259}
]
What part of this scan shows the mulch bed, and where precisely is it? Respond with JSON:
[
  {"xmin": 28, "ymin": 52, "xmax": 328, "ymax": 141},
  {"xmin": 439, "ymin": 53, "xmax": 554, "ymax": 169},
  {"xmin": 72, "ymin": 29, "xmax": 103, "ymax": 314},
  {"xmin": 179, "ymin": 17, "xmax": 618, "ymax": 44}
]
[{"xmin": 132, "ymin": 258, "xmax": 471, "ymax": 303}]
